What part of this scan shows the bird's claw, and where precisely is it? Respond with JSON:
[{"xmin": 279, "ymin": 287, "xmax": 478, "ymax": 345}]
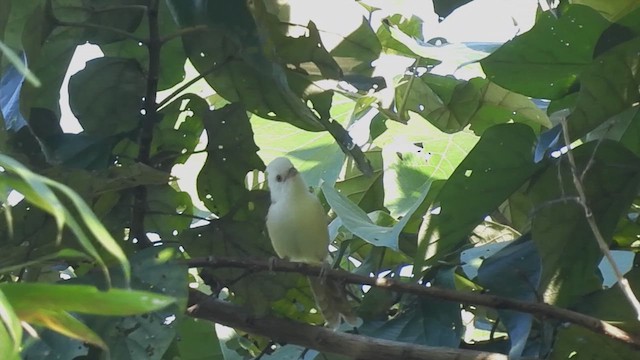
[{"xmin": 268, "ymin": 256, "xmax": 279, "ymax": 272}]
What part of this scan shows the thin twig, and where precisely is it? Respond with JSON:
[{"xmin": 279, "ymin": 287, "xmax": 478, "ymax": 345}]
[
  {"xmin": 157, "ymin": 57, "xmax": 234, "ymax": 110},
  {"xmin": 54, "ymin": 20, "xmax": 146, "ymax": 44},
  {"xmin": 186, "ymin": 256, "xmax": 640, "ymax": 349},
  {"xmin": 560, "ymin": 118, "xmax": 640, "ymax": 320},
  {"xmin": 160, "ymin": 25, "xmax": 209, "ymax": 44}
]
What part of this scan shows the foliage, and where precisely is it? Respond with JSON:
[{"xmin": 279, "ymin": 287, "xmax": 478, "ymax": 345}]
[{"xmin": 1, "ymin": 0, "xmax": 640, "ymax": 359}]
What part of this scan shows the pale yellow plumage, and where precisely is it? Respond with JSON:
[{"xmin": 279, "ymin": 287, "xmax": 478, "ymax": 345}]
[{"xmin": 265, "ymin": 157, "xmax": 355, "ymax": 328}]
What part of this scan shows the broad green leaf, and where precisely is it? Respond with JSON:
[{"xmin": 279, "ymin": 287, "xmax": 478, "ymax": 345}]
[
  {"xmin": 565, "ymin": 38, "xmax": 640, "ymax": 141},
  {"xmin": 2, "ymin": 283, "xmax": 175, "ymax": 316},
  {"xmin": 155, "ymin": 94, "xmax": 206, "ymax": 166},
  {"xmin": 571, "ymin": 0, "xmax": 640, "ymax": 21},
  {"xmin": 251, "ymin": 93, "xmax": 358, "ymax": 187},
  {"xmin": 395, "ymin": 73, "xmax": 551, "ymax": 134},
  {"xmin": 144, "ymin": 185, "xmax": 193, "ymax": 240},
  {"xmin": 197, "ymin": 103, "xmax": 264, "ymax": 216},
  {"xmin": 530, "ymin": 140, "xmax": 640, "ymax": 306},
  {"xmin": 481, "ymin": 5, "xmax": 610, "ymax": 99},
  {"xmin": 425, "ymin": 124, "xmax": 540, "ymax": 266},
  {"xmin": 377, "ymin": 120, "xmax": 478, "ymax": 217},
  {"xmin": 586, "ymin": 106, "xmax": 640, "ymax": 157},
  {"xmin": 68, "ymin": 57, "xmax": 146, "ymax": 136},
  {"xmin": 101, "ymin": 0, "xmax": 186, "ymax": 91},
  {"xmin": 477, "ymin": 236, "xmax": 543, "ymax": 358},
  {"xmin": 172, "ymin": 317, "xmax": 224, "ymax": 360},
  {"xmin": 360, "ymin": 270, "xmax": 462, "ymax": 348},
  {"xmin": 335, "ymin": 149, "xmax": 384, "ymax": 212},
  {"xmin": 22, "ymin": 309, "xmax": 106, "ymax": 350},
  {"xmin": 551, "ymin": 325, "xmax": 640, "ymax": 360}
]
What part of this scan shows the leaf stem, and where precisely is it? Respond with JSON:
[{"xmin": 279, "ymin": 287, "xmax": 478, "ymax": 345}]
[{"xmin": 560, "ymin": 118, "xmax": 640, "ymax": 320}]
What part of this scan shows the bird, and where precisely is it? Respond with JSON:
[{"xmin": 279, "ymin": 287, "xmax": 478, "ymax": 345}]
[{"xmin": 265, "ymin": 157, "xmax": 356, "ymax": 328}]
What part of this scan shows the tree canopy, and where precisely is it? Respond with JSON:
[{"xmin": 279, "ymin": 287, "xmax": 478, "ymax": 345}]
[{"xmin": 1, "ymin": 0, "xmax": 640, "ymax": 359}]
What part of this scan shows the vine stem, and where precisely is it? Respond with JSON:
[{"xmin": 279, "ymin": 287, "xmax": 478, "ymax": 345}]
[{"xmin": 560, "ymin": 118, "xmax": 640, "ymax": 320}]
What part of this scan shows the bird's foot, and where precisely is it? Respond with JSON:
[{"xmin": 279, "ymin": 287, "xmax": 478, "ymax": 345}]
[
  {"xmin": 268, "ymin": 256, "xmax": 279, "ymax": 272},
  {"xmin": 318, "ymin": 262, "xmax": 331, "ymax": 284}
]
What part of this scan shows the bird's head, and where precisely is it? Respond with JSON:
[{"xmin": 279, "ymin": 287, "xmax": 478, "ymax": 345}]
[{"xmin": 266, "ymin": 157, "xmax": 306, "ymax": 201}]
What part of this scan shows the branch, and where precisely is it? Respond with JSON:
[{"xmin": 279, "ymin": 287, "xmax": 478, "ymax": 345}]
[
  {"xmin": 157, "ymin": 56, "xmax": 234, "ymax": 110},
  {"xmin": 187, "ymin": 289, "xmax": 510, "ymax": 360},
  {"xmin": 160, "ymin": 25, "xmax": 209, "ymax": 44},
  {"xmin": 53, "ymin": 20, "xmax": 146, "ymax": 43},
  {"xmin": 186, "ymin": 256, "xmax": 640, "ymax": 349},
  {"xmin": 560, "ymin": 119, "xmax": 640, "ymax": 320},
  {"xmin": 130, "ymin": 0, "xmax": 162, "ymax": 247}
]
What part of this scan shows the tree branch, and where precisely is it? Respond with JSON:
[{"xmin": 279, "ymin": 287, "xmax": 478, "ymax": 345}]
[
  {"xmin": 187, "ymin": 289, "xmax": 510, "ymax": 360},
  {"xmin": 186, "ymin": 256, "xmax": 640, "ymax": 349},
  {"xmin": 560, "ymin": 119, "xmax": 640, "ymax": 320},
  {"xmin": 130, "ymin": 0, "xmax": 161, "ymax": 247}
]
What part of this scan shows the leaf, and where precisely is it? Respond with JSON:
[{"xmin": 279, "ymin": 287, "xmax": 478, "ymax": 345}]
[
  {"xmin": 251, "ymin": 94, "xmax": 359, "ymax": 188},
  {"xmin": 322, "ymin": 180, "xmax": 431, "ymax": 251},
  {"xmin": 565, "ymin": 38, "xmax": 640, "ymax": 141},
  {"xmin": 2, "ymin": 283, "xmax": 175, "ymax": 316},
  {"xmin": 425, "ymin": 124, "xmax": 540, "ymax": 266},
  {"xmin": 530, "ymin": 140, "xmax": 640, "ymax": 306},
  {"xmin": 396, "ymin": 73, "xmax": 551, "ymax": 134},
  {"xmin": 477, "ymin": 235, "xmax": 543, "ymax": 358},
  {"xmin": 0, "ymin": 248, "xmax": 89, "ymax": 274},
  {"xmin": 0, "ymin": 289, "xmax": 21, "ymax": 360},
  {"xmin": 22, "ymin": 309, "xmax": 107, "ymax": 350},
  {"xmin": 172, "ymin": 317, "xmax": 224, "ymax": 360},
  {"xmin": 360, "ymin": 269, "xmax": 462, "ymax": 348},
  {"xmin": 197, "ymin": 103, "xmax": 264, "ymax": 216},
  {"xmin": 68, "ymin": 57, "xmax": 146, "ymax": 136},
  {"xmin": 481, "ymin": 5, "xmax": 610, "ymax": 99},
  {"xmin": 571, "ymin": 0, "xmax": 640, "ymax": 21},
  {"xmin": 374, "ymin": 115, "xmax": 479, "ymax": 218}
]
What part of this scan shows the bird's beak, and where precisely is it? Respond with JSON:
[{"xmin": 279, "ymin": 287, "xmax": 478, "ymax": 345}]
[{"xmin": 284, "ymin": 166, "xmax": 298, "ymax": 181}]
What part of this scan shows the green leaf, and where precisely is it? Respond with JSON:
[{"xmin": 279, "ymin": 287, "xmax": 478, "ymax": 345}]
[
  {"xmin": 571, "ymin": 0, "xmax": 640, "ymax": 21},
  {"xmin": 0, "ymin": 248, "xmax": 89, "ymax": 274},
  {"xmin": 172, "ymin": 317, "xmax": 224, "ymax": 360},
  {"xmin": 477, "ymin": 236, "xmax": 543, "ymax": 358},
  {"xmin": 68, "ymin": 57, "xmax": 146, "ymax": 136},
  {"xmin": 197, "ymin": 103, "xmax": 264, "ymax": 216},
  {"xmin": 565, "ymin": 38, "xmax": 640, "ymax": 141},
  {"xmin": 322, "ymin": 179, "xmax": 431, "ymax": 251},
  {"xmin": 360, "ymin": 270, "xmax": 462, "ymax": 348},
  {"xmin": 396, "ymin": 74, "xmax": 551, "ymax": 134},
  {"xmin": 481, "ymin": 5, "xmax": 610, "ymax": 99},
  {"xmin": 22, "ymin": 309, "xmax": 107, "ymax": 350},
  {"xmin": 0, "ymin": 289, "xmax": 21, "ymax": 360},
  {"xmin": 425, "ymin": 124, "xmax": 540, "ymax": 266},
  {"xmin": 2, "ymin": 283, "xmax": 175, "ymax": 316},
  {"xmin": 530, "ymin": 140, "xmax": 640, "ymax": 306}
]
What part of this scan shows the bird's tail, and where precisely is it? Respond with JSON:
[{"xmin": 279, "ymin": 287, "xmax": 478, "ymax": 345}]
[{"xmin": 307, "ymin": 276, "xmax": 357, "ymax": 329}]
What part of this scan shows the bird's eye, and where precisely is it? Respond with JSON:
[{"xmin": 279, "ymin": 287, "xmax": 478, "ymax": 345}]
[{"xmin": 275, "ymin": 175, "xmax": 282, "ymax": 182}]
